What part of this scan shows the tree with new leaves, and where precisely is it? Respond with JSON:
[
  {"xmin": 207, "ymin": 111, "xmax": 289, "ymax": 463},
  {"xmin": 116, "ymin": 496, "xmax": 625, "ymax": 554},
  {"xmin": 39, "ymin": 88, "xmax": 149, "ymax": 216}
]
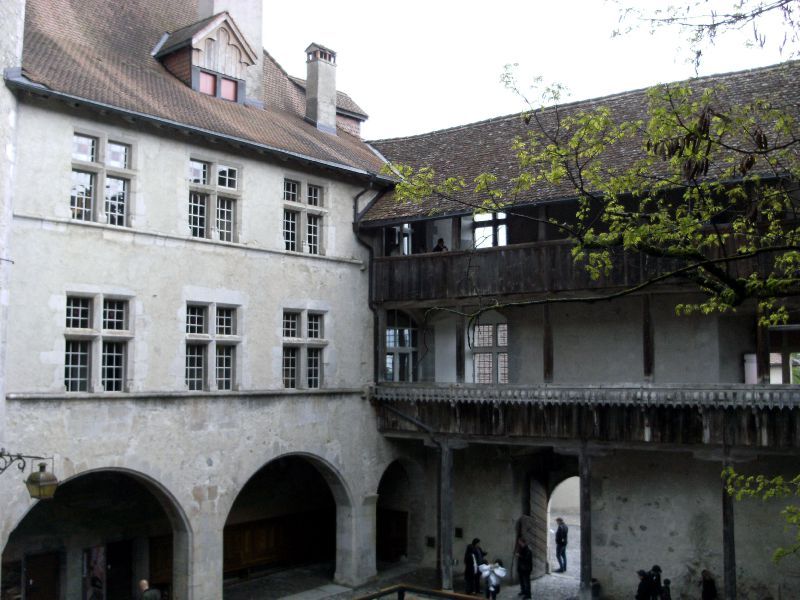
[
  {"xmin": 614, "ymin": 0, "xmax": 800, "ymax": 69},
  {"xmin": 387, "ymin": 67, "xmax": 800, "ymax": 323}
]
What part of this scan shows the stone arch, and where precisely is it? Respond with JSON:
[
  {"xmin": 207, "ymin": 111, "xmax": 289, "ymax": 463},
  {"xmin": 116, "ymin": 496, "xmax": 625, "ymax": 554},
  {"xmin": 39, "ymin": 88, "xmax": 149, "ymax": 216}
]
[
  {"xmin": 375, "ymin": 457, "xmax": 426, "ymax": 567},
  {"xmin": 221, "ymin": 451, "xmax": 361, "ymax": 591},
  {"xmin": 547, "ymin": 475, "xmax": 580, "ymax": 575},
  {"xmin": 1, "ymin": 466, "xmax": 192, "ymax": 599}
]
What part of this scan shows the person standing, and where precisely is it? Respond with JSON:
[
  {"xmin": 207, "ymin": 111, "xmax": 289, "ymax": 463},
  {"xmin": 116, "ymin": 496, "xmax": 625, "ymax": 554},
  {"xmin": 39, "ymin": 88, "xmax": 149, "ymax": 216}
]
[
  {"xmin": 138, "ymin": 579, "xmax": 161, "ymax": 600},
  {"xmin": 515, "ymin": 537, "xmax": 532, "ymax": 599},
  {"xmin": 635, "ymin": 570, "xmax": 650, "ymax": 600},
  {"xmin": 554, "ymin": 517, "xmax": 568, "ymax": 573},
  {"xmin": 464, "ymin": 538, "xmax": 482, "ymax": 594},
  {"xmin": 700, "ymin": 569, "xmax": 719, "ymax": 600}
]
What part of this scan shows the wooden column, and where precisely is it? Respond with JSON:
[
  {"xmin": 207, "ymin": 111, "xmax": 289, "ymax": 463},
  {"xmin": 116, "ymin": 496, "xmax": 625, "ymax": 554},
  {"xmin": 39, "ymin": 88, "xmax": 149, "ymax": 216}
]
[
  {"xmin": 722, "ymin": 474, "xmax": 737, "ymax": 600},
  {"xmin": 456, "ymin": 310, "xmax": 465, "ymax": 383},
  {"xmin": 579, "ymin": 447, "xmax": 592, "ymax": 599},
  {"xmin": 755, "ymin": 308, "xmax": 770, "ymax": 383},
  {"xmin": 642, "ymin": 295, "xmax": 654, "ymax": 380},
  {"xmin": 438, "ymin": 441, "xmax": 454, "ymax": 590},
  {"xmin": 543, "ymin": 304, "xmax": 553, "ymax": 382},
  {"xmin": 451, "ymin": 216, "xmax": 461, "ymax": 251}
]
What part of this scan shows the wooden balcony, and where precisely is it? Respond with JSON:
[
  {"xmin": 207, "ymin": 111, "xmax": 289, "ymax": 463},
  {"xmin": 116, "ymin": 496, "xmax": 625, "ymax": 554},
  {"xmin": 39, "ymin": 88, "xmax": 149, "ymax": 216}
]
[
  {"xmin": 370, "ymin": 383, "xmax": 800, "ymax": 450},
  {"xmin": 372, "ymin": 240, "xmax": 765, "ymax": 304},
  {"xmin": 372, "ymin": 240, "xmax": 684, "ymax": 304}
]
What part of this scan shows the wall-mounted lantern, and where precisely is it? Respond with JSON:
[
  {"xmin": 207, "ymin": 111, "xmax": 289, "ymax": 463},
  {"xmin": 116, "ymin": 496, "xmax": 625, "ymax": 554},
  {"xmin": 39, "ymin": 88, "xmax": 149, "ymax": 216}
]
[{"xmin": 0, "ymin": 448, "xmax": 58, "ymax": 500}]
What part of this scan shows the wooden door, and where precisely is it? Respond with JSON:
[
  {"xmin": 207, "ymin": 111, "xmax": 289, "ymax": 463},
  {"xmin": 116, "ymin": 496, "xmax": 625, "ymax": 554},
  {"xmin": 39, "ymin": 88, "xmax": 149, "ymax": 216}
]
[
  {"xmin": 106, "ymin": 540, "xmax": 132, "ymax": 600},
  {"xmin": 24, "ymin": 552, "xmax": 60, "ymax": 600}
]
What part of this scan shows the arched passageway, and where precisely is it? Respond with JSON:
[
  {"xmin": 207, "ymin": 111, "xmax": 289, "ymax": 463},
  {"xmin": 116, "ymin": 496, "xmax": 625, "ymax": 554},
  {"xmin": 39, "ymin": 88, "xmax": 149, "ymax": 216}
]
[
  {"xmin": 548, "ymin": 476, "xmax": 580, "ymax": 578},
  {"xmin": 375, "ymin": 459, "xmax": 428, "ymax": 570},
  {"xmin": 1, "ymin": 469, "xmax": 191, "ymax": 600},
  {"xmin": 222, "ymin": 454, "xmax": 347, "ymax": 594}
]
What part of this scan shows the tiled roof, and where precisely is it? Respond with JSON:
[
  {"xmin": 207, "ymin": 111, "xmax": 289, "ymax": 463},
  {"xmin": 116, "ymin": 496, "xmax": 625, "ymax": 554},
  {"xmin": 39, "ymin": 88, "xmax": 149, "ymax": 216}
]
[
  {"xmin": 155, "ymin": 13, "xmax": 219, "ymax": 57},
  {"xmin": 289, "ymin": 76, "xmax": 368, "ymax": 118},
  {"xmin": 15, "ymin": 0, "xmax": 386, "ymax": 180},
  {"xmin": 364, "ymin": 61, "xmax": 800, "ymax": 224}
]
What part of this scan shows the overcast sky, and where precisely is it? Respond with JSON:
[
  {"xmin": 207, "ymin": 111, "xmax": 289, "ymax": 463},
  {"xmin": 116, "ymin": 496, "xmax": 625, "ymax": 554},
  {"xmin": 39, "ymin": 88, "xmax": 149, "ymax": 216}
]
[{"xmin": 262, "ymin": 0, "xmax": 789, "ymax": 141}]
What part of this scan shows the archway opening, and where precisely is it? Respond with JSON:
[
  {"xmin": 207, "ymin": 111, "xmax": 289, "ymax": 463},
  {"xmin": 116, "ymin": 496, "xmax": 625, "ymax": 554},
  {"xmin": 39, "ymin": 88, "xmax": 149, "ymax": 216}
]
[
  {"xmin": 1, "ymin": 469, "xmax": 189, "ymax": 600},
  {"xmin": 222, "ymin": 455, "xmax": 337, "ymax": 591},
  {"xmin": 547, "ymin": 476, "xmax": 580, "ymax": 579},
  {"xmin": 376, "ymin": 461, "xmax": 411, "ymax": 569}
]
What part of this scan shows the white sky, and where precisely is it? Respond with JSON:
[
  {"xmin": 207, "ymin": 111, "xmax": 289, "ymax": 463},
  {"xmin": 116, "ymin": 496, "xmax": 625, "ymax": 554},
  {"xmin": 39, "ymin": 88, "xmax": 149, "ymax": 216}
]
[{"xmin": 262, "ymin": 0, "xmax": 790, "ymax": 141}]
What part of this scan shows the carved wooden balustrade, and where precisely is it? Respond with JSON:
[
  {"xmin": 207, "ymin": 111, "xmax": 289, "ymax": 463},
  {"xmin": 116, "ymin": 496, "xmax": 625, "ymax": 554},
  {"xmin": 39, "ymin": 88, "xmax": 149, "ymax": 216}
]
[{"xmin": 370, "ymin": 383, "xmax": 800, "ymax": 450}]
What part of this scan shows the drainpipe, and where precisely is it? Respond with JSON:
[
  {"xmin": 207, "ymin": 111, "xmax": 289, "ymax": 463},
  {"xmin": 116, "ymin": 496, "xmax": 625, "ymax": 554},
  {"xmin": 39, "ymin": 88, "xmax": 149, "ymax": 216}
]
[{"xmin": 353, "ymin": 181, "xmax": 380, "ymax": 383}]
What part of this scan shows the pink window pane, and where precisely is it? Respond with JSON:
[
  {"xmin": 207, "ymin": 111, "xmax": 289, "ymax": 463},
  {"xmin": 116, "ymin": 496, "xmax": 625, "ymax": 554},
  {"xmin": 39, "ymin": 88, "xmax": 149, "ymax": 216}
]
[
  {"xmin": 199, "ymin": 72, "xmax": 216, "ymax": 95},
  {"xmin": 221, "ymin": 78, "xmax": 238, "ymax": 101}
]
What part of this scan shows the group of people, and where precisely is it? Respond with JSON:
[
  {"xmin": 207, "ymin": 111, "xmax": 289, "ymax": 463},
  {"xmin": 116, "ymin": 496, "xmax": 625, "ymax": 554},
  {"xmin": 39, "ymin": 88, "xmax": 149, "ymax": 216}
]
[
  {"xmin": 463, "ymin": 517, "xmax": 569, "ymax": 599},
  {"xmin": 636, "ymin": 565, "xmax": 671, "ymax": 600},
  {"xmin": 635, "ymin": 566, "xmax": 718, "ymax": 599},
  {"xmin": 463, "ymin": 538, "xmax": 506, "ymax": 599}
]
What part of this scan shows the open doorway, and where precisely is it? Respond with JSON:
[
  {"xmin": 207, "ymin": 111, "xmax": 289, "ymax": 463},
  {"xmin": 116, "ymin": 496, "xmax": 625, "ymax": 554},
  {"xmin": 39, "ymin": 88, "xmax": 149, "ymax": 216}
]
[{"xmin": 547, "ymin": 476, "xmax": 580, "ymax": 579}]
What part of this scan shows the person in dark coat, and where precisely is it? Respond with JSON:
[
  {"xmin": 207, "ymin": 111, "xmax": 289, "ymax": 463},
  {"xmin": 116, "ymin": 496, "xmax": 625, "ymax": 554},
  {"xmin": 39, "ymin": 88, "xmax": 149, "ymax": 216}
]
[
  {"xmin": 649, "ymin": 564, "xmax": 663, "ymax": 599},
  {"xmin": 701, "ymin": 569, "xmax": 718, "ymax": 600},
  {"xmin": 464, "ymin": 538, "xmax": 482, "ymax": 594},
  {"xmin": 636, "ymin": 570, "xmax": 650, "ymax": 600},
  {"xmin": 661, "ymin": 578, "xmax": 672, "ymax": 600},
  {"xmin": 554, "ymin": 517, "xmax": 568, "ymax": 572},
  {"xmin": 138, "ymin": 579, "xmax": 161, "ymax": 600},
  {"xmin": 515, "ymin": 537, "xmax": 533, "ymax": 599}
]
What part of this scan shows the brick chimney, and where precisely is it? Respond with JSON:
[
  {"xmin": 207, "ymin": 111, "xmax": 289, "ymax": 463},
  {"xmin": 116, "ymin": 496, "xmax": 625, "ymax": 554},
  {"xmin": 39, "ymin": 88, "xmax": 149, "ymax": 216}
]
[
  {"xmin": 305, "ymin": 43, "xmax": 337, "ymax": 135},
  {"xmin": 197, "ymin": 0, "xmax": 263, "ymax": 103}
]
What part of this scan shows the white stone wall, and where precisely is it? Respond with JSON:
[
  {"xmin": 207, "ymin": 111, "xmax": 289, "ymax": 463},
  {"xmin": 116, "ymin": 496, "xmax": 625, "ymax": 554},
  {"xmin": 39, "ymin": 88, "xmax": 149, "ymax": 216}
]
[
  {"xmin": 7, "ymin": 101, "xmax": 374, "ymax": 394},
  {"xmin": 0, "ymin": 97, "xmax": 397, "ymax": 597}
]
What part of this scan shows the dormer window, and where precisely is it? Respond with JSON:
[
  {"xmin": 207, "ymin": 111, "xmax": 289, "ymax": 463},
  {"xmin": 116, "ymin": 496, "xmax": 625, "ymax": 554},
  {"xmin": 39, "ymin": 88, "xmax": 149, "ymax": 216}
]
[
  {"xmin": 197, "ymin": 69, "xmax": 240, "ymax": 102},
  {"xmin": 155, "ymin": 12, "xmax": 257, "ymax": 105}
]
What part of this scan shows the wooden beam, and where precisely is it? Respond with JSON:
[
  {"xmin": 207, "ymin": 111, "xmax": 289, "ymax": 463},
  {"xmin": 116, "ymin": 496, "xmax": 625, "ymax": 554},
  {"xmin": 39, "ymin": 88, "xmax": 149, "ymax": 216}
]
[
  {"xmin": 579, "ymin": 447, "xmax": 592, "ymax": 598},
  {"xmin": 451, "ymin": 216, "xmax": 461, "ymax": 251},
  {"xmin": 438, "ymin": 441, "xmax": 454, "ymax": 590},
  {"xmin": 722, "ymin": 461, "xmax": 737, "ymax": 600},
  {"xmin": 456, "ymin": 309, "xmax": 465, "ymax": 383},
  {"xmin": 643, "ymin": 295, "xmax": 654, "ymax": 380},
  {"xmin": 543, "ymin": 304, "xmax": 553, "ymax": 382}
]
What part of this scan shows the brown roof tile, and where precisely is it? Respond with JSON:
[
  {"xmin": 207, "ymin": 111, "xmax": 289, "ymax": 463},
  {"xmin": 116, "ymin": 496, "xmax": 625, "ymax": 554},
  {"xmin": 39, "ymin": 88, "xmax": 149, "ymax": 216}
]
[
  {"xmin": 364, "ymin": 61, "xmax": 800, "ymax": 224},
  {"xmin": 16, "ymin": 0, "xmax": 385, "ymax": 179}
]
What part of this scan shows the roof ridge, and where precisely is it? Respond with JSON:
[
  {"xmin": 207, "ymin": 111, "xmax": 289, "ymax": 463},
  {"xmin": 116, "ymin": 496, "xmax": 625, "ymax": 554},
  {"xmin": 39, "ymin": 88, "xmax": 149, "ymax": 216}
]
[{"xmin": 370, "ymin": 59, "xmax": 800, "ymax": 144}]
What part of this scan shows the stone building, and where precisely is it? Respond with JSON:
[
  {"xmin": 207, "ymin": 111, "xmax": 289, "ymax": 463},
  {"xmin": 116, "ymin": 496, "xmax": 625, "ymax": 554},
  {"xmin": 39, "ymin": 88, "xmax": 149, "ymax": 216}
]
[{"xmin": 0, "ymin": 1, "xmax": 798, "ymax": 599}]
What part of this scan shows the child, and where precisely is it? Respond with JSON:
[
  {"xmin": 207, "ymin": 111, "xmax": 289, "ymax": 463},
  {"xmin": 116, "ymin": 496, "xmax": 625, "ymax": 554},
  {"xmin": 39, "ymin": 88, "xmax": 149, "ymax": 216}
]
[
  {"xmin": 662, "ymin": 578, "xmax": 672, "ymax": 600},
  {"xmin": 479, "ymin": 558, "xmax": 507, "ymax": 600}
]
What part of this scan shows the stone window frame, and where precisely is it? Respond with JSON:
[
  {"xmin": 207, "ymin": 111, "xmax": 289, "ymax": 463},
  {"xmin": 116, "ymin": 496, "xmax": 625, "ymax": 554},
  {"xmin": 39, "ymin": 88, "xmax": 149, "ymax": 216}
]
[
  {"xmin": 188, "ymin": 156, "xmax": 243, "ymax": 243},
  {"xmin": 184, "ymin": 302, "xmax": 242, "ymax": 392},
  {"xmin": 64, "ymin": 293, "xmax": 134, "ymax": 393},
  {"xmin": 70, "ymin": 130, "xmax": 136, "ymax": 227},
  {"xmin": 281, "ymin": 309, "xmax": 328, "ymax": 389},
  {"xmin": 282, "ymin": 177, "xmax": 328, "ymax": 255}
]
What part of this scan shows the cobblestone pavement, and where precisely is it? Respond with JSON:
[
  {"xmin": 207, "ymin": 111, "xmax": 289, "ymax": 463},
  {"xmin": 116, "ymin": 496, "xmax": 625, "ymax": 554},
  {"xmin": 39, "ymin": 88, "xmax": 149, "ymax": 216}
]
[{"xmin": 224, "ymin": 562, "xmax": 581, "ymax": 600}]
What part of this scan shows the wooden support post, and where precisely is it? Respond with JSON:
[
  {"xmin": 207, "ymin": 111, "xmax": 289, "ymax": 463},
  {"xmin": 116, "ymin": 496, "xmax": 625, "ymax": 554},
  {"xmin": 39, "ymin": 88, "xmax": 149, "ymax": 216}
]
[
  {"xmin": 755, "ymin": 308, "xmax": 770, "ymax": 383},
  {"xmin": 642, "ymin": 295, "xmax": 654, "ymax": 380},
  {"xmin": 543, "ymin": 304, "xmax": 553, "ymax": 382},
  {"xmin": 451, "ymin": 216, "xmax": 461, "ymax": 251},
  {"xmin": 439, "ymin": 441, "xmax": 454, "ymax": 590},
  {"xmin": 456, "ymin": 309, "xmax": 465, "ymax": 383},
  {"xmin": 579, "ymin": 447, "xmax": 592, "ymax": 599},
  {"xmin": 722, "ymin": 461, "xmax": 737, "ymax": 600}
]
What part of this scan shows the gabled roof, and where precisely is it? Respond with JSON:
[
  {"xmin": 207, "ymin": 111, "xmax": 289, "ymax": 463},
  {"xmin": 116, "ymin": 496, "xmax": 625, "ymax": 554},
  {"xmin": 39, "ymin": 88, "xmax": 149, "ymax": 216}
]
[
  {"xmin": 12, "ymin": 0, "xmax": 388, "ymax": 182},
  {"xmin": 363, "ymin": 61, "xmax": 800, "ymax": 225},
  {"xmin": 156, "ymin": 11, "xmax": 258, "ymax": 64}
]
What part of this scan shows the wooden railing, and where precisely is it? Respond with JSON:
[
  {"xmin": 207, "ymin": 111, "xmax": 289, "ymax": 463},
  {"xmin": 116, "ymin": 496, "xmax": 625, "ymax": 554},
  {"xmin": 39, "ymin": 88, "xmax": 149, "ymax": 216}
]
[
  {"xmin": 354, "ymin": 584, "xmax": 477, "ymax": 600},
  {"xmin": 372, "ymin": 240, "xmax": 760, "ymax": 304}
]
